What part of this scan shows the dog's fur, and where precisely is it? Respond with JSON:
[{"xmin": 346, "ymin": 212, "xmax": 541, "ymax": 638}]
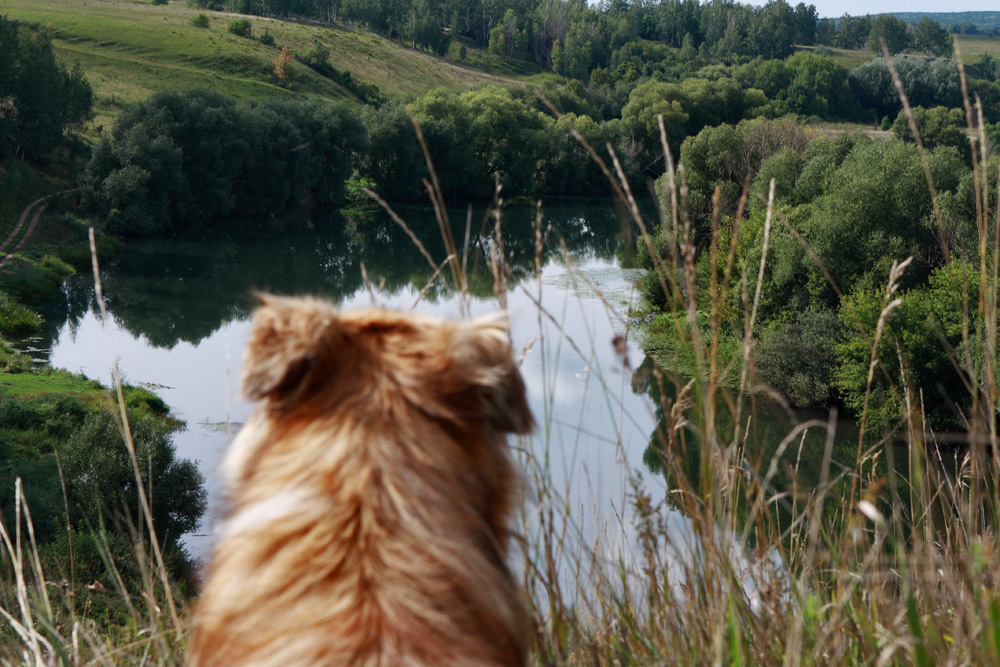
[{"xmin": 187, "ymin": 296, "xmax": 534, "ymax": 667}]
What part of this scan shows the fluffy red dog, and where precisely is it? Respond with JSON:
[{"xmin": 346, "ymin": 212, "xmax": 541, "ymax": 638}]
[{"xmin": 188, "ymin": 296, "xmax": 534, "ymax": 666}]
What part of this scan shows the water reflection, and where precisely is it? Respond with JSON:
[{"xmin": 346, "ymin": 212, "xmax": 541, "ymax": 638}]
[
  {"xmin": 33, "ymin": 202, "xmax": 653, "ymax": 563},
  {"xmin": 28, "ymin": 201, "xmax": 902, "ymax": 584},
  {"xmin": 34, "ymin": 203, "xmax": 637, "ymax": 352}
]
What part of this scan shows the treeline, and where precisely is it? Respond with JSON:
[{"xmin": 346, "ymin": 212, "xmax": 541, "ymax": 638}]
[
  {"xmin": 0, "ymin": 16, "xmax": 93, "ymax": 159},
  {"xmin": 640, "ymin": 115, "xmax": 995, "ymax": 434},
  {"xmin": 80, "ymin": 90, "xmax": 366, "ymax": 235},
  {"xmin": 187, "ymin": 0, "xmax": 957, "ymax": 77},
  {"xmin": 81, "ymin": 46, "xmax": 1000, "ymax": 236}
]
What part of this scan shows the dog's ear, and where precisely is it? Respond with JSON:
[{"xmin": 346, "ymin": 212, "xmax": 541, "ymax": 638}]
[
  {"xmin": 242, "ymin": 294, "xmax": 343, "ymax": 401},
  {"xmin": 451, "ymin": 315, "xmax": 535, "ymax": 435}
]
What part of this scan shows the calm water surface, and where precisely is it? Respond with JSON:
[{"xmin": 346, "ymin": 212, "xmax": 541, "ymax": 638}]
[
  {"xmin": 28, "ymin": 203, "xmax": 858, "ymax": 579},
  {"xmin": 30, "ymin": 204, "xmax": 666, "ymax": 561}
]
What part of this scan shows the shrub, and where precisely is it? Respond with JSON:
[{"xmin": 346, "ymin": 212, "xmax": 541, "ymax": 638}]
[
  {"xmin": 259, "ymin": 27, "xmax": 274, "ymax": 45},
  {"xmin": 124, "ymin": 385, "xmax": 170, "ymax": 415},
  {"xmin": 228, "ymin": 18, "xmax": 251, "ymax": 38},
  {"xmin": 191, "ymin": 13, "xmax": 210, "ymax": 28},
  {"xmin": 0, "ymin": 291, "xmax": 44, "ymax": 333},
  {"xmin": 892, "ymin": 105, "xmax": 967, "ymax": 156},
  {"xmin": 62, "ymin": 408, "xmax": 207, "ymax": 546},
  {"xmin": 754, "ymin": 308, "xmax": 844, "ymax": 408},
  {"xmin": 152, "ymin": 0, "xmax": 169, "ymax": 5}
]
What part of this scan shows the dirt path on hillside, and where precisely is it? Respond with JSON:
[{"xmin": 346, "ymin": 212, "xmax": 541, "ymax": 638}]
[{"xmin": 0, "ymin": 189, "xmax": 78, "ymax": 270}]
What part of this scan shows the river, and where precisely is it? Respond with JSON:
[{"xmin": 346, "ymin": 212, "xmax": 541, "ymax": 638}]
[{"xmin": 25, "ymin": 201, "xmax": 862, "ymax": 587}]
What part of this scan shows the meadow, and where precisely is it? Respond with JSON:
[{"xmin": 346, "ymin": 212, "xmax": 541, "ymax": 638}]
[{"xmin": 1, "ymin": 0, "xmax": 526, "ymax": 131}]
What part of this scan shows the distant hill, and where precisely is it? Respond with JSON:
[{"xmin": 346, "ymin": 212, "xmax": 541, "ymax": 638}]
[{"xmin": 890, "ymin": 11, "xmax": 1000, "ymax": 32}]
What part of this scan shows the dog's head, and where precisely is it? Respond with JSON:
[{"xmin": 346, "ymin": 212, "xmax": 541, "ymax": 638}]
[
  {"xmin": 194, "ymin": 296, "xmax": 534, "ymax": 666},
  {"xmin": 241, "ymin": 294, "xmax": 534, "ymax": 435}
]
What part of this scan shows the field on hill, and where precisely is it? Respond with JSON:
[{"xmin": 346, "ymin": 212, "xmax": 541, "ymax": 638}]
[
  {"xmin": 2, "ymin": 0, "xmax": 526, "ymax": 130},
  {"xmin": 955, "ymin": 34, "xmax": 1000, "ymax": 61}
]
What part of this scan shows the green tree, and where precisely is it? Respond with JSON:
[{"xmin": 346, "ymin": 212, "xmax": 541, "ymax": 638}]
[
  {"xmin": 891, "ymin": 105, "xmax": 967, "ymax": 156},
  {"xmin": 803, "ymin": 139, "xmax": 964, "ymax": 301},
  {"xmin": 836, "ymin": 13, "xmax": 872, "ymax": 50},
  {"xmin": 755, "ymin": 308, "xmax": 844, "ymax": 407},
  {"xmin": 62, "ymin": 409, "xmax": 206, "ymax": 547},
  {"xmin": 360, "ymin": 101, "xmax": 426, "ymax": 202},
  {"xmin": 834, "ymin": 261, "xmax": 980, "ymax": 434},
  {"xmin": 747, "ymin": 0, "xmax": 797, "ymax": 60},
  {"xmin": 80, "ymin": 90, "xmax": 367, "ymax": 235},
  {"xmin": 782, "ymin": 51, "xmax": 857, "ymax": 119},
  {"xmin": 912, "ymin": 17, "xmax": 952, "ymax": 57},
  {"xmin": 228, "ymin": 18, "xmax": 253, "ymax": 37},
  {"xmin": 0, "ymin": 18, "xmax": 94, "ymax": 158},
  {"xmin": 866, "ymin": 14, "xmax": 911, "ymax": 55}
]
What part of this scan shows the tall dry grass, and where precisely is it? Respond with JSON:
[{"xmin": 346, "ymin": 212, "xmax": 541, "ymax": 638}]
[{"xmin": 2, "ymin": 44, "xmax": 1000, "ymax": 666}]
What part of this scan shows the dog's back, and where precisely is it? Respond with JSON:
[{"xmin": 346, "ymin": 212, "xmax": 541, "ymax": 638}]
[{"xmin": 188, "ymin": 297, "xmax": 534, "ymax": 666}]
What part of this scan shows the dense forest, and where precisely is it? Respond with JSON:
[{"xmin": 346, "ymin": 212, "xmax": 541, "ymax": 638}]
[
  {"xmin": 79, "ymin": 50, "xmax": 998, "ymax": 232},
  {"xmin": 189, "ymin": 0, "xmax": 955, "ymax": 69}
]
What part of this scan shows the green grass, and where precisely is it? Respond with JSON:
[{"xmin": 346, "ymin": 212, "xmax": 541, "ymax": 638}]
[
  {"xmin": 799, "ymin": 37, "xmax": 1000, "ymax": 73},
  {"xmin": 796, "ymin": 44, "xmax": 876, "ymax": 71},
  {"xmin": 955, "ymin": 34, "xmax": 1000, "ymax": 62},
  {"xmin": 2, "ymin": 0, "xmax": 524, "ymax": 132},
  {"xmin": 0, "ymin": 367, "xmax": 105, "ymax": 401}
]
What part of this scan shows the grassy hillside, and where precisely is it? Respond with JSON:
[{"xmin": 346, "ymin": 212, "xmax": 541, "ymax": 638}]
[
  {"xmin": 798, "ymin": 35, "xmax": 1000, "ymax": 75},
  {"xmin": 2, "ymin": 0, "xmax": 528, "ymax": 130},
  {"xmin": 891, "ymin": 11, "xmax": 1000, "ymax": 31}
]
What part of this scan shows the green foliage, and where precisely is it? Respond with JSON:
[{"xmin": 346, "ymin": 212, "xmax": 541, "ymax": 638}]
[
  {"xmin": 0, "ymin": 16, "xmax": 94, "ymax": 158},
  {"xmin": 892, "ymin": 105, "xmax": 968, "ymax": 156},
  {"xmin": 0, "ymin": 291, "xmax": 43, "ymax": 333},
  {"xmin": 124, "ymin": 385, "xmax": 170, "ymax": 415},
  {"xmin": 0, "ymin": 253, "xmax": 76, "ymax": 302},
  {"xmin": 228, "ymin": 18, "xmax": 252, "ymax": 38},
  {"xmin": 802, "ymin": 140, "xmax": 963, "ymax": 302},
  {"xmin": 913, "ymin": 17, "xmax": 953, "ymax": 57},
  {"xmin": 755, "ymin": 308, "xmax": 844, "ymax": 407},
  {"xmin": 620, "ymin": 76, "xmax": 752, "ymax": 178},
  {"xmin": 866, "ymin": 15, "xmax": 912, "ymax": 54},
  {"xmin": 850, "ymin": 56, "xmax": 962, "ymax": 120},
  {"xmin": 79, "ymin": 89, "xmax": 368, "ymax": 236},
  {"xmin": 191, "ymin": 12, "xmax": 211, "ymax": 28},
  {"xmin": 834, "ymin": 261, "xmax": 981, "ymax": 434},
  {"xmin": 259, "ymin": 27, "xmax": 275, "ymax": 45},
  {"xmin": 301, "ymin": 40, "xmax": 331, "ymax": 73},
  {"xmin": 678, "ymin": 116, "xmax": 809, "ymax": 220},
  {"xmin": 61, "ymin": 408, "xmax": 206, "ymax": 545}
]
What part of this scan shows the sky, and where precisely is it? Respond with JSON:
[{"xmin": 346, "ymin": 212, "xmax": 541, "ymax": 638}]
[{"xmin": 745, "ymin": 1, "xmax": 1000, "ymax": 20}]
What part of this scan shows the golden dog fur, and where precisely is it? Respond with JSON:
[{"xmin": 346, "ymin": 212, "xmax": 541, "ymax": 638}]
[{"xmin": 187, "ymin": 296, "xmax": 534, "ymax": 666}]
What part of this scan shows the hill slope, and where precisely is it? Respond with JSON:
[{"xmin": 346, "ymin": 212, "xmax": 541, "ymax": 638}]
[
  {"xmin": 3, "ymin": 0, "xmax": 526, "ymax": 129},
  {"xmin": 890, "ymin": 11, "xmax": 1000, "ymax": 31}
]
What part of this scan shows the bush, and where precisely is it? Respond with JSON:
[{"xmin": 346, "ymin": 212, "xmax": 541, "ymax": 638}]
[
  {"xmin": 0, "ymin": 291, "xmax": 44, "ymax": 333},
  {"xmin": 259, "ymin": 27, "xmax": 274, "ymax": 45},
  {"xmin": 755, "ymin": 308, "xmax": 844, "ymax": 408},
  {"xmin": 152, "ymin": 0, "xmax": 169, "ymax": 5},
  {"xmin": 62, "ymin": 408, "xmax": 207, "ymax": 546},
  {"xmin": 80, "ymin": 89, "xmax": 369, "ymax": 236},
  {"xmin": 191, "ymin": 13, "xmax": 210, "ymax": 28},
  {"xmin": 228, "ymin": 18, "xmax": 252, "ymax": 38},
  {"xmin": 892, "ymin": 105, "xmax": 967, "ymax": 156}
]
